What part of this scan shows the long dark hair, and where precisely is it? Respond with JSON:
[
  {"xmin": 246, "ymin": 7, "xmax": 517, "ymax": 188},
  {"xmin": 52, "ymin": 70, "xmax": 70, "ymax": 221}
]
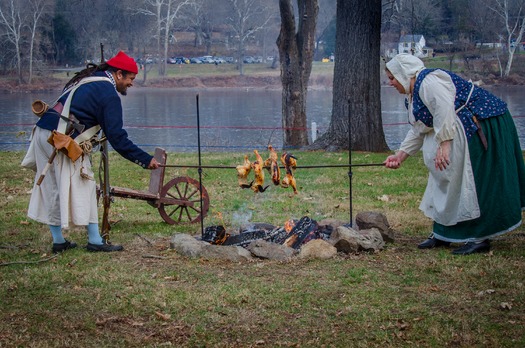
[{"xmin": 63, "ymin": 63, "xmax": 130, "ymax": 90}]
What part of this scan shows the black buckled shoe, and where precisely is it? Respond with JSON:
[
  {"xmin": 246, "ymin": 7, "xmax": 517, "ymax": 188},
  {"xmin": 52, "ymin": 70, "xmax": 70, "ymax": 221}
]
[
  {"xmin": 52, "ymin": 240, "xmax": 78, "ymax": 254},
  {"xmin": 451, "ymin": 240, "xmax": 490, "ymax": 255},
  {"xmin": 417, "ymin": 235, "xmax": 451, "ymax": 249},
  {"xmin": 86, "ymin": 242, "xmax": 124, "ymax": 252}
]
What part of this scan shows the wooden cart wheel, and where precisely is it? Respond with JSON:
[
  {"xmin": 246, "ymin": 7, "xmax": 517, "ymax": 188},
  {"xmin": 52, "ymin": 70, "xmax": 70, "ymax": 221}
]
[{"xmin": 158, "ymin": 176, "xmax": 210, "ymax": 224}]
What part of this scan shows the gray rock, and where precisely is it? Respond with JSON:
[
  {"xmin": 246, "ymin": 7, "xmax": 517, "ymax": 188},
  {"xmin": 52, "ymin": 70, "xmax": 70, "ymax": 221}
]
[
  {"xmin": 317, "ymin": 218, "xmax": 346, "ymax": 230},
  {"xmin": 246, "ymin": 240, "xmax": 295, "ymax": 261},
  {"xmin": 170, "ymin": 233, "xmax": 253, "ymax": 261},
  {"xmin": 329, "ymin": 225, "xmax": 385, "ymax": 253},
  {"xmin": 355, "ymin": 211, "xmax": 395, "ymax": 243},
  {"xmin": 201, "ymin": 244, "xmax": 253, "ymax": 262},
  {"xmin": 329, "ymin": 227, "xmax": 359, "ymax": 253},
  {"xmin": 299, "ymin": 239, "xmax": 337, "ymax": 259},
  {"xmin": 170, "ymin": 233, "xmax": 207, "ymax": 257}
]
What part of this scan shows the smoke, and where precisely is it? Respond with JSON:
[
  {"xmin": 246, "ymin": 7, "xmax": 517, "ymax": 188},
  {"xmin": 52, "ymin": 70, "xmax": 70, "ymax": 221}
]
[{"xmin": 231, "ymin": 204, "xmax": 254, "ymax": 231}]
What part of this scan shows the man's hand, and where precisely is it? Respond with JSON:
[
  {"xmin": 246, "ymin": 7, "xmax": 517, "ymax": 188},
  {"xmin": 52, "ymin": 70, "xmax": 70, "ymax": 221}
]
[{"xmin": 148, "ymin": 158, "xmax": 160, "ymax": 169}]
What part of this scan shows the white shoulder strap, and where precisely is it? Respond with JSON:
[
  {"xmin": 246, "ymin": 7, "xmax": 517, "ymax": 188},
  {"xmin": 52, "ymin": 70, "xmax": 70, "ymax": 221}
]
[
  {"xmin": 455, "ymin": 80, "xmax": 475, "ymax": 114},
  {"xmin": 75, "ymin": 125, "xmax": 101, "ymax": 144},
  {"xmin": 57, "ymin": 76, "xmax": 111, "ymax": 134}
]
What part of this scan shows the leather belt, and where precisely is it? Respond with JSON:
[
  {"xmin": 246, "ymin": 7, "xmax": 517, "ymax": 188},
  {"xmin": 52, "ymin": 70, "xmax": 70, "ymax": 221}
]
[{"xmin": 472, "ymin": 116, "xmax": 488, "ymax": 150}]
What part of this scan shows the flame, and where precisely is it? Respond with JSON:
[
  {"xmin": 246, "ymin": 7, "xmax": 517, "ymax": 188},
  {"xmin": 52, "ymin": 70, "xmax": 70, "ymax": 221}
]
[
  {"xmin": 216, "ymin": 211, "xmax": 225, "ymax": 227},
  {"xmin": 214, "ymin": 231, "xmax": 230, "ymax": 245},
  {"xmin": 284, "ymin": 219, "xmax": 295, "ymax": 233}
]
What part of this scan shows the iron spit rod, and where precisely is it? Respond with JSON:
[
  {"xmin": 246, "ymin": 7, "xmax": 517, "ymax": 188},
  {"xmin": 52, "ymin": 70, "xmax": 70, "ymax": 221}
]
[{"xmin": 158, "ymin": 163, "xmax": 384, "ymax": 169}]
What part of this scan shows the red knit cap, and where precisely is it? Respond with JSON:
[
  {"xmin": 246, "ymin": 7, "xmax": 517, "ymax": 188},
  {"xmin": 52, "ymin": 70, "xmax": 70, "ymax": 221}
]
[{"xmin": 106, "ymin": 51, "xmax": 138, "ymax": 74}]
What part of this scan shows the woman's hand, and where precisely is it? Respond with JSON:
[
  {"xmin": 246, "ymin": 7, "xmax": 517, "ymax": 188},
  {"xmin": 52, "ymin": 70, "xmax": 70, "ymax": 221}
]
[
  {"xmin": 434, "ymin": 140, "xmax": 451, "ymax": 171},
  {"xmin": 384, "ymin": 151, "xmax": 408, "ymax": 169}
]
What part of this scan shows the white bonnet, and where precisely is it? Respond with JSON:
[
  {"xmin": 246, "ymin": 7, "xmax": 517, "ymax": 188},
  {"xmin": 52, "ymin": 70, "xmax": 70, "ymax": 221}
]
[{"xmin": 386, "ymin": 53, "xmax": 426, "ymax": 94}]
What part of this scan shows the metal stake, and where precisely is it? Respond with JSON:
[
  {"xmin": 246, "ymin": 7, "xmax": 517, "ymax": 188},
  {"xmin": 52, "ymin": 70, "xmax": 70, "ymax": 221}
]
[
  {"xmin": 348, "ymin": 99, "xmax": 353, "ymax": 227},
  {"xmin": 196, "ymin": 94, "xmax": 204, "ymax": 238}
]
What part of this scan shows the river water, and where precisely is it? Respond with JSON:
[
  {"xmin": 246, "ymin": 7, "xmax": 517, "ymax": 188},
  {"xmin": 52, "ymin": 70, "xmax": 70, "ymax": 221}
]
[{"xmin": 1, "ymin": 86, "xmax": 524, "ymax": 152}]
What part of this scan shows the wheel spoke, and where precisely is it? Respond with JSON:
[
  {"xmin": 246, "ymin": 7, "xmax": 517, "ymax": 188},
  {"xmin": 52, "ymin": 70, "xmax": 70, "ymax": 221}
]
[{"xmin": 158, "ymin": 176, "xmax": 209, "ymax": 224}]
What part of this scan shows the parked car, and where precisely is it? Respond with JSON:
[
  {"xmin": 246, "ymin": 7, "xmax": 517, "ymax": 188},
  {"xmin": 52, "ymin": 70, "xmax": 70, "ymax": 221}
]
[
  {"xmin": 200, "ymin": 56, "xmax": 215, "ymax": 64},
  {"xmin": 175, "ymin": 57, "xmax": 190, "ymax": 64},
  {"xmin": 243, "ymin": 56, "xmax": 254, "ymax": 64},
  {"xmin": 214, "ymin": 57, "xmax": 226, "ymax": 64},
  {"xmin": 190, "ymin": 57, "xmax": 202, "ymax": 64}
]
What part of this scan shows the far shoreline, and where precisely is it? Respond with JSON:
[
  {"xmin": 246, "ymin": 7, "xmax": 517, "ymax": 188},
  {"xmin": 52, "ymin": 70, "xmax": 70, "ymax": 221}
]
[{"xmin": 1, "ymin": 67, "xmax": 523, "ymax": 94}]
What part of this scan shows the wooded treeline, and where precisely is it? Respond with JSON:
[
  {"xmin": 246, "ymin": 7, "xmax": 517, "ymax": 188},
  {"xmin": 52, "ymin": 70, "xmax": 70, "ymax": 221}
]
[{"xmin": 1, "ymin": 0, "xmax": 524, "ymax": 84}]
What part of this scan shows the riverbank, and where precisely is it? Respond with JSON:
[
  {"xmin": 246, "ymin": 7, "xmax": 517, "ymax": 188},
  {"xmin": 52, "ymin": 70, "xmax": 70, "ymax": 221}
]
[
  {"xmin": 1, "ymin": 58, "xmax": 524, "ymax": 93},
  {"xmin": 0, "ymin": 62, "xmax": 334, "ymax": 93}
]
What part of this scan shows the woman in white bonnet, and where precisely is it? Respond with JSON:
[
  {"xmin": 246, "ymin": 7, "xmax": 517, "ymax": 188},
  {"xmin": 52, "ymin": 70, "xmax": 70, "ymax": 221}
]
[{"xmin": 384, "ymin": 53, "xmax": 525, "ymax": 255}]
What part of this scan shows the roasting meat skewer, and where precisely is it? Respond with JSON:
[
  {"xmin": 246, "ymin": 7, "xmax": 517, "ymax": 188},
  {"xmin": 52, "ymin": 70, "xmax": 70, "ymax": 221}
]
[
  {"xmin": 264, "ymin": 145, "xmax": 281, "ymax": 186},
  {"xmin": 236, "ymin": 154, "xmax": 253, "ymax": 188},
  {"xmin": 280, "ymin": 152, "xmax": 298, "ymax": 194},
  {"xmin": 252, "ymin": 150, "xmax": 269, "ymax": 193}
]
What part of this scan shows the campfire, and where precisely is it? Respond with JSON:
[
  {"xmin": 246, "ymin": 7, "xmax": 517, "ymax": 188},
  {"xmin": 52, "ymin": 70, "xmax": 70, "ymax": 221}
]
[
  {"xmin": 201, "ymin": 216, "xmax": 334, "ymax": 250},
  {"xmin": 170, "ymin": 211, "xmax": 392, "ymax": 261}
]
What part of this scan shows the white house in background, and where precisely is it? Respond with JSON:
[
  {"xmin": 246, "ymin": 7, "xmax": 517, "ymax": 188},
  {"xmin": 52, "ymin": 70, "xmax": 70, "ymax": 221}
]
[{"xmin": 398, "ymin": 34, "xmax": 433, "ymax": 58}]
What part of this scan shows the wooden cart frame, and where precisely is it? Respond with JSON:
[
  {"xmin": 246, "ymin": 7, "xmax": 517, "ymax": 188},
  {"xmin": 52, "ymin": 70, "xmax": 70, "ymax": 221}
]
[{"xmin": 99, "ymin": 147, "xmax": 210, "ymax": 225}]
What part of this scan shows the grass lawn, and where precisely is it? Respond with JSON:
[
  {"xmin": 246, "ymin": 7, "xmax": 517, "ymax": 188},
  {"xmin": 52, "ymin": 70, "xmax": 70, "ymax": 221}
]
[{"xmin": 1, "ymin": 149, "xmax": 524, "ymax": 347}]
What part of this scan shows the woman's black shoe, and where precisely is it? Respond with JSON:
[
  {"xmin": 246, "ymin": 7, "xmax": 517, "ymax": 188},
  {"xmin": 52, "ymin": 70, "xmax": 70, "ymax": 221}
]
[
  {"xmin": 418, "ymin": 235, "xmax": 451, "ymax": 249},
  {"xmin": 86, "ymin": 242, "xmax": 124, "ymax": 252},
  {"xmin": 451, "ymin": 240, "xmax": 490, "ymax": 255}
]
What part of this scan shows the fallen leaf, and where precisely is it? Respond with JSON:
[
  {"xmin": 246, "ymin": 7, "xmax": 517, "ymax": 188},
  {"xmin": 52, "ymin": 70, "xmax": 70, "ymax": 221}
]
[
  {"xmin": 500, "ymin": 302, "xmax": 512, "ymax": 310},
  {"xmin": 377, "ymin": 194, "xmax": 390, "ymax": 202},
  {"xmin": 155, "ymin": 311, "xmax": 171, "ymax": 321},
  {"xmin": 477, "ymin": 289, "xmax": 496, "ymax": 297}
]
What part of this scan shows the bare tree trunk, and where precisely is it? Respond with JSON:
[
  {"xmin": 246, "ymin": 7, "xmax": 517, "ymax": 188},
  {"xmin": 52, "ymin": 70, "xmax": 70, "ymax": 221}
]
[
  {"xmin": 0, "ymin": 0, "xmax": 24, "ymax": 84},
  {"xmin": 227, "ymin": 0, "xmax": 273, "ymax": 76},
  {"xmin": 310, "ymin": 0, "xmax": 388, "ymax": 152},
  {"xmin": 277, "ymin": 0, "xmax": 318, "ymax": 148},
  {"xmin": 487, "ymin": 0, "xmax": 525, "ymax": 77},
  {"xmin": 28, "ymin": 0, "xmax": 47, "ymax": 84},
  {"xmin": 238, "ymin": 36, "xmax": 244, "ymax": 75}
]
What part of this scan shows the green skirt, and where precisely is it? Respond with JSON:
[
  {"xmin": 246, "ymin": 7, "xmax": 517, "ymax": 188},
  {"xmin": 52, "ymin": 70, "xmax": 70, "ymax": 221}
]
[{"xmin": 433, "ymin": 111, "xmax": 525, "ymax": 242}]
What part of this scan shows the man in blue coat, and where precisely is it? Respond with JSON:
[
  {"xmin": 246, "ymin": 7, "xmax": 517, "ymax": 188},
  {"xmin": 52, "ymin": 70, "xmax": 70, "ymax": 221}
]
[{"xmin": 24, "ymin": 51, "xmax": 159, "ymax": 253}]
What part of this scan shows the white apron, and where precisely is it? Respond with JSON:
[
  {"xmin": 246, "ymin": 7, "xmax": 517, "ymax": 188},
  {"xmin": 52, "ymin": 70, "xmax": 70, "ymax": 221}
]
[
  {"xmin": 418, "ymin": 119, "xmax": 480, "ymax": 225},
  {"xmin": 27, "ymin": 127, "xmax": 98, "ymax": 228},
  {"xmin": 399, "ymin": 71, "xmax": 480, "ymax": 226}
]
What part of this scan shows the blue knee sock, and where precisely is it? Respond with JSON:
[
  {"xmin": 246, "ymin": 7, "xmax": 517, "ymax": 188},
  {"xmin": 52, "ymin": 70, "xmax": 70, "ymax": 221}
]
[
  {"xmin": 49, "ymin": 225, "xmax": 65, "ymax": 244},
  {"xmin": 87, "ymin": 223, "xmax": 103, "ymax": 245}
]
